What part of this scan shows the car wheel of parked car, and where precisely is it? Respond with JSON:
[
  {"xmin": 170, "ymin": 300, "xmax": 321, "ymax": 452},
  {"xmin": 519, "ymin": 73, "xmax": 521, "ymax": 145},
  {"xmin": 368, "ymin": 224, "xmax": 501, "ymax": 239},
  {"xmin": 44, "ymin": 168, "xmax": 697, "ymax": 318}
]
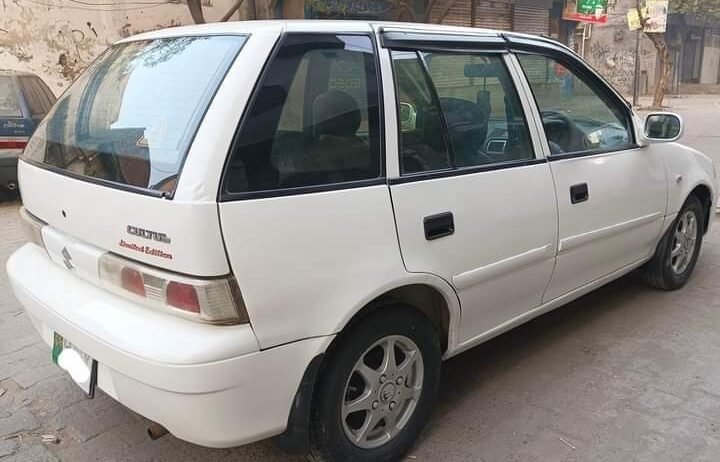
[
  {"xmin": 640, "ymin": 195, "xmax": 704, "ymax": 290},
  {"xmin": 308, "ymin": 306, "xmax": 441, "ymax": 462}
]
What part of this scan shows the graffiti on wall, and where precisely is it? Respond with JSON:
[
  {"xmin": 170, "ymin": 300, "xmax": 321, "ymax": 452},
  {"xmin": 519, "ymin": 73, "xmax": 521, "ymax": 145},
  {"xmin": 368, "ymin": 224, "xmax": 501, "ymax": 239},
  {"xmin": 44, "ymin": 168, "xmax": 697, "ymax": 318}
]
[
  {"xmin": 0, "ymin": 0, "xmax": 195, "ymax": 91},
  {"xmin": 590, "ymin": 41, "xmax": 636, "ymax": 90}
]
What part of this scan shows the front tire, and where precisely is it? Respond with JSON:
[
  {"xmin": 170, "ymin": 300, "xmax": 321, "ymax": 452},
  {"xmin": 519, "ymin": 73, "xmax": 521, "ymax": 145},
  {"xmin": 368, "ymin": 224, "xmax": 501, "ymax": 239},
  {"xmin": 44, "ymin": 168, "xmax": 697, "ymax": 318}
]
[
  {"xmin": 640, "ymin": 195, "xmax": 704, "ymax": 290},
  {"xmin": 308, "ymin": 307, "xmax": 441, "ymax": 462}
]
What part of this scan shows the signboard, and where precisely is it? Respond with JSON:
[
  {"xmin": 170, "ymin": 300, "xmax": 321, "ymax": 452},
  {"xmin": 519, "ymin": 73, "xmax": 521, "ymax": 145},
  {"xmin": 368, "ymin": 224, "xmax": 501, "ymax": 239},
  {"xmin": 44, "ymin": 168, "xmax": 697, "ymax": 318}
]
[
  {"xmin": 308, "ymin": 0, "xmax": 391, "ymax": 18},
  {"xmin": 627, "ymin": 9, "xmax": 641, "ymax": 30},
  {"xmin": 563, "ymin": 0, "xmax": 608, "ymax": 24},
  {"xmin": 644, "ymin": 0, "xmax": 668, "ymax": 33}
]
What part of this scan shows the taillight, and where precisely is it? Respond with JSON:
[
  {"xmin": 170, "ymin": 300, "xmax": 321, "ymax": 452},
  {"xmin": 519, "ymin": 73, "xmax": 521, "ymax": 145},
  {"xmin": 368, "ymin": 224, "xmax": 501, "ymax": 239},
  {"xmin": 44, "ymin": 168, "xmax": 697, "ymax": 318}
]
[
  {"xmin": 166, "ymin": 281, "xmax": 200, "ymax": 313},
  {"xmin": 121, "ymin": 267, "xmax": 146, "ymax": 297},
  {"xmin": 0, "ymin": 138, "xmax": 28, "ymax": 150},
  {"xmin": 99, "ymin": 253, "xmax": 249, "ymax": 325}
]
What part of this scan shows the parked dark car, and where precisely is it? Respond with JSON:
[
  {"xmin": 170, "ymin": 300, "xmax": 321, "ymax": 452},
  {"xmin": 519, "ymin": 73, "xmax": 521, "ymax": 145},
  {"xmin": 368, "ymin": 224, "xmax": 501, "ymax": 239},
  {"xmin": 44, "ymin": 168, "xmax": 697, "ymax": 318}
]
[{"xmin": 0, "ymin": 70, "xmax": 56, "ymax": 191}]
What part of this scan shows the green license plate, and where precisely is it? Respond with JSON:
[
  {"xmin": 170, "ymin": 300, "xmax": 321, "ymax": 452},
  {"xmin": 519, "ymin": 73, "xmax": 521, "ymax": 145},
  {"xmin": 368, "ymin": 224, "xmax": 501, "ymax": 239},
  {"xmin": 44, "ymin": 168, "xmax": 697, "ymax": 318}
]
[{"xmin": 52, "ymin": 333, "xmax": 97, "ymax": 398}]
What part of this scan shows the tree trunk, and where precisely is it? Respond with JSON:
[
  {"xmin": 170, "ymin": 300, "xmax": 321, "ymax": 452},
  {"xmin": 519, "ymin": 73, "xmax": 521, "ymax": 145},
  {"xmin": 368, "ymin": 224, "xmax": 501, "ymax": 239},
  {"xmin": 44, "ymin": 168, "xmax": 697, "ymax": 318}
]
[
  {"xmin": 246, "ymin": 0, "xmax": 257, "ymax": 19},
  {"xmin": 645, "ymin": 32, "xmax": 671, "ymax": 108},
  {"xmin": 187, "ymin": 0, "xmax": 206, "ymax": 23}
]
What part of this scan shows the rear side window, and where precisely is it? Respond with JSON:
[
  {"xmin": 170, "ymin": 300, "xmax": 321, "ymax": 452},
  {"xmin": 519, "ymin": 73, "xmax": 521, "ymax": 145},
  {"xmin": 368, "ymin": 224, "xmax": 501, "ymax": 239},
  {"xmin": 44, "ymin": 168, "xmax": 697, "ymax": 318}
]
[
  {"xmin": 224, "ymin": 34, "xmax": 382, "ymax": 196},
  {"xmin": 23, "ymin": 36, "xmax": 245, "ymax": 195},
  {"xmin": 392, "ymin": 51, "xmax": 452, "ymax": 174},
  {"xmin": 17, "ymin": 76, "xmax": 55, "ymax": 119},
  {"xmin": 0, "ymin": 77, "xmax": 22, "ymax": 118}
]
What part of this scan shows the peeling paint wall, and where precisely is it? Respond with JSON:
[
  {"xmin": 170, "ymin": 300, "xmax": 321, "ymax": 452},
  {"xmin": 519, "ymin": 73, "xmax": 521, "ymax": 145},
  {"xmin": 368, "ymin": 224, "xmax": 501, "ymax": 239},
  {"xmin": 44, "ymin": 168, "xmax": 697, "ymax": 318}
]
[
  {"xmin": 582, "ymin": 0, "xmax": 658, "ymax": 95},
  {"xmin": 0, "ymin": 0, "xmax": 242, "ymax": 95}
]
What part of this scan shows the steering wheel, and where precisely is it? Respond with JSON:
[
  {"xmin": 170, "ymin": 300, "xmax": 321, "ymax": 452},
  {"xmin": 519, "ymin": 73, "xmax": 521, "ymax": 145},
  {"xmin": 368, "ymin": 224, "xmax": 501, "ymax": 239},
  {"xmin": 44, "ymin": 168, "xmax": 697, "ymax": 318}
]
[
  {"xmin": 439, "ymin": 98, "xmax": 495, "ymax": 165},
  {"xmin": 540, "ymin": 110, "xmax": 585, "ymax": 153}
]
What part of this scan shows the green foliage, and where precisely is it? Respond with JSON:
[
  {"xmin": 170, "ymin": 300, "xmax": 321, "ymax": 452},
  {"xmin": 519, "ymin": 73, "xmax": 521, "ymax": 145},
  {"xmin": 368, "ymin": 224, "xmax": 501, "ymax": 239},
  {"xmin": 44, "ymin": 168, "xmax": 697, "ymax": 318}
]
[{"xmin": 671, "ymin": 0, "xmax": 720, "ymax": 19}]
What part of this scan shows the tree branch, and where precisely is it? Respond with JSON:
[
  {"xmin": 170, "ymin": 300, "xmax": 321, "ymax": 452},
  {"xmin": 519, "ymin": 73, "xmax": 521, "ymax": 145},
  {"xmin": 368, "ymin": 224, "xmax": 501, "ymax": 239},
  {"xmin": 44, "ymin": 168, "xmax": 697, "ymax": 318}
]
[
  {"xmin": 394, "ymin": 1, "xmax": 417, "ymax": 21},
  {"xmin": 220, "ymin": 0, "xmax": 245, "ymax": 21},
  {"xmin": 429, "ymin": 0, "xmax": 457, "ymax": 23}
]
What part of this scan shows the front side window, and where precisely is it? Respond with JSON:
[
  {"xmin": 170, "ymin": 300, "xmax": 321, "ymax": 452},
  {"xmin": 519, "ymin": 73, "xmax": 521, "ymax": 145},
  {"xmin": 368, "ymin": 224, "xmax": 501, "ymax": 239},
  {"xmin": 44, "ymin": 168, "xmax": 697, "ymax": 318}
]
[
  {"xmin": 23, "ymin": 36, "xmax": 245, "ymax": 194},
  {"xmin": 517, "ymin": 54, "xmax": 634, "ymax": 155},
  {"xmin": 224, "ymin": 34, "xmax": 382, "ymax": 195},
  {"xmin": 392, "ymin": 50, "xmax": 535, "ymax": 175}
]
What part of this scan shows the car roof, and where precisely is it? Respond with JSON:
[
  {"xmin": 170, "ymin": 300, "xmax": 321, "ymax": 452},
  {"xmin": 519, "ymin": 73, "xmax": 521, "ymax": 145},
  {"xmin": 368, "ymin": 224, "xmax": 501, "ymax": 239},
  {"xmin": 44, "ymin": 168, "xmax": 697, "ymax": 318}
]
[
  {"xmin": 117, "ymin": 19, "xmax": 567, "ymax": 52},
  {"xmin": 0, "ymin": 69, "xmax": 38, "ymax": 78}
]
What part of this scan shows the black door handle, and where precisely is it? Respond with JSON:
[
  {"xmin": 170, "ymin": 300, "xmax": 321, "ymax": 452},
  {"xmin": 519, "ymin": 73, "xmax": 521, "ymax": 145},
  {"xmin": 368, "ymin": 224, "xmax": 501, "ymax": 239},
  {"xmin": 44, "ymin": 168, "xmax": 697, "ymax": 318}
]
[
  {"xmin": 570, "ymin": 183, "xmax": 589, "ymax": 204},
  {"xmin": 424, "ymin": 212, "xmax": 454, "ymax": 240}
]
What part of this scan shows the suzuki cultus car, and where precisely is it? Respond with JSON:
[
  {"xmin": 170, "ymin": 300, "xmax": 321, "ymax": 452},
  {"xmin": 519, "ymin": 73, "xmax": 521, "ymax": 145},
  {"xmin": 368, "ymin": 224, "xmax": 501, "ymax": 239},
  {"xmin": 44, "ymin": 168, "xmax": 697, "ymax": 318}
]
[{"xmin": 6, "ymin": 21, "xmax": 716, "ymax": 462}]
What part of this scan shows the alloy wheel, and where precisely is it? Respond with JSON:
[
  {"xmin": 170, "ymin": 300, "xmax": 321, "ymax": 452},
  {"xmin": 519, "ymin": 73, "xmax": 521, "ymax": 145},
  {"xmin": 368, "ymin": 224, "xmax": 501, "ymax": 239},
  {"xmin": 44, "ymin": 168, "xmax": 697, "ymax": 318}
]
[
  {"xmin": 341, "ymin": 335, "xmax": 424, "ymax": 449},
  {"xmin": 670, "ymin": 210, "xmax": 698, "ymax": 275}
]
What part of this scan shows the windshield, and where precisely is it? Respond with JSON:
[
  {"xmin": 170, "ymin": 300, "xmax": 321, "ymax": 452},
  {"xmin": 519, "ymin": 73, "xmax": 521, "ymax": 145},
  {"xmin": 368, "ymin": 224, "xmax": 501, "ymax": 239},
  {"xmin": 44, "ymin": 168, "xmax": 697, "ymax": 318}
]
[{"xmin": 22, "ymin": 35, "xmax": 246, "ymax": 195}]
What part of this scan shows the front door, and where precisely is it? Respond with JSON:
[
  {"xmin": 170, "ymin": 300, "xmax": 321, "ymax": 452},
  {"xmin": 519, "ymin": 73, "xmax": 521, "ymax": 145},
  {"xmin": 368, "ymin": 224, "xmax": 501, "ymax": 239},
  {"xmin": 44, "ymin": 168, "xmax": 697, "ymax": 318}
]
[
  {"xmin": 515, "ymin": 52, "xmax": 667, "ymax": 301},
  {"xmin": 384, "ymin": 40, "xmax": 558, "ymax": 344}
]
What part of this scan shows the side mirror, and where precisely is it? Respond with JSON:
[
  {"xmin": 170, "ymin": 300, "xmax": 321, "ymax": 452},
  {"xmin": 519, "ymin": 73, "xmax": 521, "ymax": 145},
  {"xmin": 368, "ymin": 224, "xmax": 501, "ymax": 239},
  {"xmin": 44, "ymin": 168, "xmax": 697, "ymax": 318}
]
[{"xmin": 644, "ymin": 112, "xmax": 683, "ymax": 142}]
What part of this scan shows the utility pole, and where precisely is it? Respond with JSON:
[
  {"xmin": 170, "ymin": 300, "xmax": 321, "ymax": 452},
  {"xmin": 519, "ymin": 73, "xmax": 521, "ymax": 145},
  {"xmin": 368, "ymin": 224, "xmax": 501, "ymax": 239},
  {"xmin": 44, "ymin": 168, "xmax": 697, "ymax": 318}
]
[{"xmin": 632, "ymin": 28, "xmax": 641, "ymax": 107}]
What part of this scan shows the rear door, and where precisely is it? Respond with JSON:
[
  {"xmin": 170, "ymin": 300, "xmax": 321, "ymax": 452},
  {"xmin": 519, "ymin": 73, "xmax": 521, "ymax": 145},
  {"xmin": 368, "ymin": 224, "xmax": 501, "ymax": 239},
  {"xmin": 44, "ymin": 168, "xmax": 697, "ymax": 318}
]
[
  {"xmin": 381, "ymin": 32, "xmax": 559, "ymax": 344},
  {"xmin": 218, "ymin": 32, "xmax": 405, "ymax": 348},
  {"xmin": 515, "ymin": 48, "xmax": 667, "ymax": 301}
]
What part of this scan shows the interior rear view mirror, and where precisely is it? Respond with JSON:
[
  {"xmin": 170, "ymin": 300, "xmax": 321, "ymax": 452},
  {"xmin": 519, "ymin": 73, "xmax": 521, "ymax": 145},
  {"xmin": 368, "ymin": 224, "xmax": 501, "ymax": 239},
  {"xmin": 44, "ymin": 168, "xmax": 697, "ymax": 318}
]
[{"xmin": 644, "ymin": 112, "xmax": 683, "ymax": 142}]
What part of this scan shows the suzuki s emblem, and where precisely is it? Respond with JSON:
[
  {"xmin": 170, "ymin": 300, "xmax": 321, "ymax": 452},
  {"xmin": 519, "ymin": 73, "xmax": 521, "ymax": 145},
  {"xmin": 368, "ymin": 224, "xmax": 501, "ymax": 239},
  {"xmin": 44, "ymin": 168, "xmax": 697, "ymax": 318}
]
[{"xmin": 61, "ymin": 247, "xmax": 74, "ymax": 270}]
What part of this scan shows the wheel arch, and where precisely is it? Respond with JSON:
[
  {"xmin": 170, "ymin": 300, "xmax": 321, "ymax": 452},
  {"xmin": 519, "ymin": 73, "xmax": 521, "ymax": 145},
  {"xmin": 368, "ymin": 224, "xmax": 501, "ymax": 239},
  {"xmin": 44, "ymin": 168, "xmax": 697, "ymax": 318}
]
[
  {"xmin": 332, "ymin": 274, "xmax": 461, "ymax": 356},
  {"xmin": 273, "ymin": 274, "xmax": 460, "ymax": 455},
  {"xmin": 688, "ymin": 183, "xmax": 713, "ymax": 235}
]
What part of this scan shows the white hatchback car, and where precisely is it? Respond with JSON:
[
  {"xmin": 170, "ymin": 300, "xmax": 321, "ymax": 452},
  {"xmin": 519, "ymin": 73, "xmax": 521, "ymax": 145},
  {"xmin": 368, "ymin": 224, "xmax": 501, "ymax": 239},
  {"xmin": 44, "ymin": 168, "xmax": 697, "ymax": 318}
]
[{"xmin": 6, "ymin": 20, "xmax": 716, "ymax": 462}]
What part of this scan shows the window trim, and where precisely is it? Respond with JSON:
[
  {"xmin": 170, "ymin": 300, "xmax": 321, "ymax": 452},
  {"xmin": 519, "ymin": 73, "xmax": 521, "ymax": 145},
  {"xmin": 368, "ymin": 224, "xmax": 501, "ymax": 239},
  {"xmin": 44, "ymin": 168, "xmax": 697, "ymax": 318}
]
[
  {"xmin": 219, "ymin": 32, "xmax": 386, "ymax": 203},
  {"xmin": 388, "ymin": 157, "xmax": 547, "ymax": 185},
  {"xmin": 388, "ymin": 46, "xmax": 540, "ymax": 179},
  {"xmin": 512, "ymin": 48, "xmax": 639, "ymax": 161}
]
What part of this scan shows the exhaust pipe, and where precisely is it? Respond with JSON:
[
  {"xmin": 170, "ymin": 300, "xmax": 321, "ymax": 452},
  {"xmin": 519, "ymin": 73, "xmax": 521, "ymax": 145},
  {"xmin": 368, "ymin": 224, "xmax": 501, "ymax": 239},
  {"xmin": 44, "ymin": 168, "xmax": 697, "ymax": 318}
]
[
  {"xmin": 6, "ymin": 183, "xmax": 17, "ymax": 191},
  {"xmin": 147, "ymin": 422, "xmax": 169, "ymax": 440}
]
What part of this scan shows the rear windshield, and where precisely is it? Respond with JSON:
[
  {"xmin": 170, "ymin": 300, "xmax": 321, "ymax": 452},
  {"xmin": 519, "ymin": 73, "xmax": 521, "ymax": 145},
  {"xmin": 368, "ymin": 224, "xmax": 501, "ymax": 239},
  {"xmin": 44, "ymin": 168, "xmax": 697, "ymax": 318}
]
[
  {"xmin": 0, "ymin": 77, "xmax": 22, "ymax": 118},
  {"xmin": 23, "ymin": 35, "xmax": 246, "ymax": 195}
]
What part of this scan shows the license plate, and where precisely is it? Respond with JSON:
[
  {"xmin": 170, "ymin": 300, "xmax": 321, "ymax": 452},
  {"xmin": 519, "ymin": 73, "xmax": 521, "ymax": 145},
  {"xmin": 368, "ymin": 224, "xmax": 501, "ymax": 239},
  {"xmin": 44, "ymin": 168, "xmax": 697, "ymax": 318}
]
[{"xmin": 52, "ymin": 333, "xmax": 97, "ymax": 398}]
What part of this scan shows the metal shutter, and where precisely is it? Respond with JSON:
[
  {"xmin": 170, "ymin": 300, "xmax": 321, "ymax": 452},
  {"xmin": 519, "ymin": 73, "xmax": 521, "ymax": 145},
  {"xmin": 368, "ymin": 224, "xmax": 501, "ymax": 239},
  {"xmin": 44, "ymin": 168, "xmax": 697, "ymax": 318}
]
[
  {"xmin": 473, "ymin": 0, "xmax": 513, "ymax": 31},
  {"xmin": 430, "ymin": 0, "xmax": 472, "ymax": 27},
  {"xmin": 513, "ymin": 5, "xmax": 549, "ymax": 36}
]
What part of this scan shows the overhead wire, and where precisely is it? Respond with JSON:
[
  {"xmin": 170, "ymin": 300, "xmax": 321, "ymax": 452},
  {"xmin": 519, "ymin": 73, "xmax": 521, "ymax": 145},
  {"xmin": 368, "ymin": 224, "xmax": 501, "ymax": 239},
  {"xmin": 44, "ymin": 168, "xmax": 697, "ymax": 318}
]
[{"xmin": 21, "ymin": 0, "xmax": 175, "ymax": 11}]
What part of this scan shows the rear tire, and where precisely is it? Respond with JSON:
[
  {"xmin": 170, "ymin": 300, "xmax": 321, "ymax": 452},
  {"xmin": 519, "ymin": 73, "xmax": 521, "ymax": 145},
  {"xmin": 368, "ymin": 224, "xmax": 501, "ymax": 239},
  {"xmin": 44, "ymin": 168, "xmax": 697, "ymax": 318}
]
[
  {"xmin": 308, "ymin": 307, "xmax": 441, "ymax": 462},
  {"xmin": 640, "ymin": 195, "xmax": 704, "ymax": 290}
]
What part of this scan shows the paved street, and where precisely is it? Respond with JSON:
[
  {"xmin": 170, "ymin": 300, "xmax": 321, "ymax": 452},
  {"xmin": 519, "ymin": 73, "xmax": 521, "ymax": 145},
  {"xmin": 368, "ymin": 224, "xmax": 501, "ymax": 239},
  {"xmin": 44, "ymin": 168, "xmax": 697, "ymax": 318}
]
[{"xmin": 1, "ymin": 95, "xmax": 720, "ymax": 461}]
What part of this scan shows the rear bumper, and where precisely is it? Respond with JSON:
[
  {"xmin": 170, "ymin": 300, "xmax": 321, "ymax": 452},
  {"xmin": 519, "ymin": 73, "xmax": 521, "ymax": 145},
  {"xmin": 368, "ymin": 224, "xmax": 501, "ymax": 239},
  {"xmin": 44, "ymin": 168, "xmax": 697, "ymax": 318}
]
[
  {"xmin": 0, "ymin": 152, "xmax": 19, "ymax": 187},
  {"xmin": 7, "ymin": 244, "xmax": 332, "ymax": 448}
]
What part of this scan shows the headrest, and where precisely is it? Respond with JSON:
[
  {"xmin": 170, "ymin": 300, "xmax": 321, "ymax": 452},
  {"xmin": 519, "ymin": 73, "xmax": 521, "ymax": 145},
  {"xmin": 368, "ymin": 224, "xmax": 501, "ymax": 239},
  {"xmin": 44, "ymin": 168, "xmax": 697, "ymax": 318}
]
[{"xmin": 312, "ymin": 91, "xmax": 361, "ymax": 138}]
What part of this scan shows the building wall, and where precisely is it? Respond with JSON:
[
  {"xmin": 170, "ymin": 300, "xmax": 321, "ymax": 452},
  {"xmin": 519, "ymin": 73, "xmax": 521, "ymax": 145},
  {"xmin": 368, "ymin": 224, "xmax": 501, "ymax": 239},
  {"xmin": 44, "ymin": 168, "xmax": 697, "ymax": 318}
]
[
  {"xmin": 580, "ymin": 0, "xmax": 658, "ymax": 95},
  {"xmin": 0, "ymin": 0, "xmax": 243, "ymax": 95}
]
